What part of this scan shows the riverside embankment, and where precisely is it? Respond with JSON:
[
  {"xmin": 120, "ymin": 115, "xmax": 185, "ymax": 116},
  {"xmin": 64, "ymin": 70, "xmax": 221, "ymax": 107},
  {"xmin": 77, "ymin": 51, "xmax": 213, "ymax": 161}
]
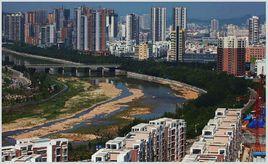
[{"xmin": 116, "ymin": 70, "xmax": 207, "ymax": 100}]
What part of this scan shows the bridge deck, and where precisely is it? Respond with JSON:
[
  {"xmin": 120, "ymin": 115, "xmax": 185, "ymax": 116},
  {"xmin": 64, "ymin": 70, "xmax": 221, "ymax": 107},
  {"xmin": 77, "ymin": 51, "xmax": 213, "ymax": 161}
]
[{"xmin": 25, "ymin": 64, "xmax": 120, "ymax": 69}]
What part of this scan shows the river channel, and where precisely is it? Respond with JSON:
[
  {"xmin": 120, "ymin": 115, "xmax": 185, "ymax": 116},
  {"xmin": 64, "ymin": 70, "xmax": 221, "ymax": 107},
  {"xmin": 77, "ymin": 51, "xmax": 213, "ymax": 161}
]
[{"xmin": 2, "ymin": 51, "xmax": 186, "ymax": 145}]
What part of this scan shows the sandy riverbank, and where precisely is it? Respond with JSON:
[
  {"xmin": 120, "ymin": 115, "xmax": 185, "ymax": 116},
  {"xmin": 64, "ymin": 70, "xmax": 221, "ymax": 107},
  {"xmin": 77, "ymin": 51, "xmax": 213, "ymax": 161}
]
[
  {"xmin": 120, "ymin": 107, "xmax": 151, "ymax": 120},
  {"xmin": 51, "ymin": 133, "xmax": 100, "ymax": 142},
  {"xmin": 12, "ymin": 88, "xmax": 144, "ymax": 140},
  {"xmin": 171, "ymin": 84, "xmax": 199, "ymax": 100},
  {"xmin": 3, "ymin": 81, "xmax": 121, "ymax": 133}
]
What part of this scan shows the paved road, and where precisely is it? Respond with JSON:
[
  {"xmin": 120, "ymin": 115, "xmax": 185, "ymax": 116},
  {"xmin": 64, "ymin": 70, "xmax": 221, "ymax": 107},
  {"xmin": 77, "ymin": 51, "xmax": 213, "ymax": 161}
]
[{"xmin": 3, "ymin": 48, "xmax": 84, "ymax": 65}]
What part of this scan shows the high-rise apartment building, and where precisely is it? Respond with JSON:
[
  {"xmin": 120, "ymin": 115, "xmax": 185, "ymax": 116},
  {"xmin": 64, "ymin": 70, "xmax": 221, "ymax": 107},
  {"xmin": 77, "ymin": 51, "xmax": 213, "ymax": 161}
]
[
  {"xmin": 151, "ymin": 7, "xmax": 166, "ymax": 42},
  {"xmin": 95, "ymin": 9, "xmax": 108, "ymax": 52},
  {"xmin": 73, "ymin": 7, "xmax": 108, "ymax": 52},
  {"xmin": 173, "ymin": 7, "xmax": 187, "ymax": 30},
  {"xmin": 139, "ymin": 14, "xmax": 150, "ymax": 30},
  {"xmin": 53, "ymin": 8, "xmax": 70, "ymax": 31},
  {"xmin": 217, "ymin": 36, "xmax": 248, "ymax": 76},
  {"xmin": 2, "ymin": 12, "xmax": 25, "ymax": 42},
  {"xmin": 106, "ymin": 9, "xmax": 118, "ymax": 39},
  {"xmin": 91, "ymin": 118, "xmax": 186, "ymax": 162},
  {"xmin": 24, "ymin": 10, "xmax": 47, "ymax": 45},
  {"xmin": 210, "ymin": 18, "xmax": 219, "ymax": 38},
  {"xmin": 126, "ymin": 13, "xmax": 139, "ymax": 44},
  {"xmin": 73, "ymin": 6, "xmax": 90, "ymax": 51},
  {"xmin": 248, "ymin": 16, "xmax": 260, "ymax": 45},
  {"xmin": 211, "ymin": 18, "xmax": 219, "ymax": 31},
  {"xmin": 167, "ymin": 26, "xmax": 185, "ymax": 62},
  {"xmin": 40, "ymin": 24, "xmax": 56, "ymax": 47},
  {"xmin": 2, "ymin": 138, "xmax": 68, "ymax": 162}
]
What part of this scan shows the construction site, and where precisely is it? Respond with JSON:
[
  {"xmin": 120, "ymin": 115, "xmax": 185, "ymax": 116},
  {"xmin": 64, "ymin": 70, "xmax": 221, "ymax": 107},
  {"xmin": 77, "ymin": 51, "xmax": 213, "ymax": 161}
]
[{"xmin": 241, "ymin": 73, "xmax": 266, "ymax": 162}]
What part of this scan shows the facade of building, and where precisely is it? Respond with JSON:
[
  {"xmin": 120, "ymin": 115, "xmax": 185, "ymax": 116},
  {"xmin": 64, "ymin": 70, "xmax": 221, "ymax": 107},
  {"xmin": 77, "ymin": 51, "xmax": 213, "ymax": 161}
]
[
  {"xmin": 53, "ymin": 7, "xmax": 70, "ymax": 31},
  {"xmin": 2, "ymin": 138, "xmax": 68, "ymax": 162},
  {"xmin": 245, "ymin": 45, "xmax": 266, "ymax": 62},
  {"xmin": 217, "ymin": 36, "xmax": 248, "ymax": 76},
  {"xmin": 126, "ymin": 13, "xmax": 140, "ymax": 44},
  {"xmin": 106, "ymin": 9, "xmax": 118, "ymax": 39},
  {"xmin": 24, "ymin": 11, "xmax": 42, "ymax": 45},
  {"xmin": 40, "ymin": 24, "xmax": 56, "ymax": 47},
  {"xmin": 91, "ymin": 118, "xmax": 186, "ymax": 162},
  {"xmin": 139, "ymin": 14, "xmax": 150, "ymax": 30},
  {"xmin": 152, "ymin": 41, "xmax": 170, "ymax": 58},
  {"xmin": 136, "ymin": 42, "xmax": 152, "ymax": 60},
  {"xmin": 211, "ymin": 18, "xmax": 219, "ymax": 32},
  {"xmin": 173, "ymin": 7, "xmax": 187, "ymax": 30},
  {"xmin": 151, "ymin": 7, "xmax": 167, "ymax": 42},
  {"xmin": 255, "ymin": 59, "xmax": 266, "ymax": 76},
  {"xmin": 167, "ymin": 27, "xmax": 185, "ymax": 62},
  {"xmin": 248, "ymin": 16, "xmax": 260, "ymax": 45},
  {"xmin": 3, "ymin": 12, "xmax": 25, "ymax": 42},
  {"xmin": 73, "ymin": 7, "xmax": 108, "ymax": 52},
  {"xmin": 210, "ymin": 18, "xmax": 219, "ymax": 38},
  {"xmin": 183, "ymin": 108, "xmax": 243, "ymax": 162},
  {"xmin": 245, "ymin": 45, "xmax": 265, "ymax": 62}
]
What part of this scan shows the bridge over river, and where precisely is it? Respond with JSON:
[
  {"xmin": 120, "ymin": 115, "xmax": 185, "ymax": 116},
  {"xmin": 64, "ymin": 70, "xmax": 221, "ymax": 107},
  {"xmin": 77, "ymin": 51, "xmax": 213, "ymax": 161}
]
[{"xmin": 24, "ymin": 63, "xmax": 121, "ymax": 77}]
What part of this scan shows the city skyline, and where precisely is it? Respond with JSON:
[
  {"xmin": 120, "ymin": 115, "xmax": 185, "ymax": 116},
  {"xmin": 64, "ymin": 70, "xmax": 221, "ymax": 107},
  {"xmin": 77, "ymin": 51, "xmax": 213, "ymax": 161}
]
[
  {"xmin": 1, "ymin": 1, "xmax": 266, "ymax": 162},
  {"xmin": 3, "ymin": 2, "xmax": 266, "ymax": 21}
]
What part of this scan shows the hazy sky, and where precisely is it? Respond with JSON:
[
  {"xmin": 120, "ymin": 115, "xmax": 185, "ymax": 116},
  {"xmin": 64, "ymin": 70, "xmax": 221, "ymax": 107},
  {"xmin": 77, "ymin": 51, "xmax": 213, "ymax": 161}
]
[{"xmin": 2, "ymin": 2, "xmax": 266, "ymax": 20}]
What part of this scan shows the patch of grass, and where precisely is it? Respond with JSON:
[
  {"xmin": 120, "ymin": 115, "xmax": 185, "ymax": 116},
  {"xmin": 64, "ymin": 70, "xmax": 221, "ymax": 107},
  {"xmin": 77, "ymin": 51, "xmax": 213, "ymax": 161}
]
[{"xmin": 3, "ymin": 77, "xmax": 109, "ymax": 123}]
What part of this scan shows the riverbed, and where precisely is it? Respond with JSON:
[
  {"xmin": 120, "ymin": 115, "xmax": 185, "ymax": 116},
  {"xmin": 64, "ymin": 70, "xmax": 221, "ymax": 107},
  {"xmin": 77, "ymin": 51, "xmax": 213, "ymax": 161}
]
[{"xmin": 2, "ymin": 51, "xmax": 187, "ymax": 145}]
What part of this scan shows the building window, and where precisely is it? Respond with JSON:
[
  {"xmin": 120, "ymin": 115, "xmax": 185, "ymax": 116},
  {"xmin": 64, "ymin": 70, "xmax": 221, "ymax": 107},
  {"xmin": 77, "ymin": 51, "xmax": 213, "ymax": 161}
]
[
  {"xmin": 219, "ymin": 150, "xmax": 225, "ymax": 155},
  {"xmin": 56, "ymin": 156, "xmax": 61, "ymax": 162},
  {"xmin": 192, "ymin": 149, "xmax": 201, "ymax": 154},
  {"xmin": 217, "ymin": 112, "xmax": 223, "ymax": 116},
  {"xmin": 96, "ymin": 157, "xmax": 102, "ymax": 162},
  {"xmin": 204, "ymin": 131, "xmax": 212, "ymax": 136}
]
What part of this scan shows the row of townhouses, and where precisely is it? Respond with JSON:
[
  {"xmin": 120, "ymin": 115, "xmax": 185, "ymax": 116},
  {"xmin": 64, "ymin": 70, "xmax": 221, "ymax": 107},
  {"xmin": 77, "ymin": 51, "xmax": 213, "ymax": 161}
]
[
  {"xmin": 182, "ymin": 108, "xmax": 243, "ymax": 162},
  {"xmin": 2, "ymin": 138, "xmax": 68, "ymax": 162},
  {"xmin": 91, "ymin": 118, "xmax": 186, "ymax": 162}
]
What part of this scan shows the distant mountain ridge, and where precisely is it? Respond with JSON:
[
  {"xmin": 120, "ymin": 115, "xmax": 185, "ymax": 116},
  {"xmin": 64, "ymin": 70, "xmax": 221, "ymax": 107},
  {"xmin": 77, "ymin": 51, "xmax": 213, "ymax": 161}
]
[{"xmin": 188, "ymin": 14, "xmax": 265, "ymax": 26}]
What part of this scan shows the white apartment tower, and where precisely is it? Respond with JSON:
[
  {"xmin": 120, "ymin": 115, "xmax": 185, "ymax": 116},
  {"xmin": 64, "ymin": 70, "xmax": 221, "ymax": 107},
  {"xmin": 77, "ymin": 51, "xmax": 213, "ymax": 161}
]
[
  {"xmin": 151, "ymin": 7, "xmax": 167, "ymax": 42},
  {"xmin": 248, "ymin": 16, "xmax": 260, "ymax": 45},
  {"xmin": 211, "ymin": 18, "xmax": 219, "ymax": 31}
]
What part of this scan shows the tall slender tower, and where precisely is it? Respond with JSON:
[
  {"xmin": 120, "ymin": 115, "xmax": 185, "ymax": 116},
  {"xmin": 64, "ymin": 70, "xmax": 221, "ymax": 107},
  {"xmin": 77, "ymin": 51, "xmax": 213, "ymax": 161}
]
[
  {"xmin": 151, "ymin": 7, "xmax": 166, "ymax": 42},
  {"xmin": 248, "ymin": 16, "xmax": 260, "ymax": 45},
  {"xmin": 173, "ymin": 7, "xmax": 187, "ymax": 30},
  {"xmin": 106, "ymin": 9, "xmax": 118, "ymax": 39},
  {"xmin": 167, "ymin": 26, "xmax": 185, "ymax": 62},
  {"xmin": 126, "ymin": 13, "xmax": 139, "ymax": 44}
]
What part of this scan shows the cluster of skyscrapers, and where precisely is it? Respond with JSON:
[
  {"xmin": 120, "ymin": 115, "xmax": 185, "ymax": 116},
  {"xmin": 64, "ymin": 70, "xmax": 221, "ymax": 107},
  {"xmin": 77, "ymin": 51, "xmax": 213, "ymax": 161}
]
[
  {"xmin": 2, "ymin": 6, "xmax": 187, "ymax": 61},
  {"xmin": 2, "ymin": 7, "xmax": 265, "ymax": 76}
]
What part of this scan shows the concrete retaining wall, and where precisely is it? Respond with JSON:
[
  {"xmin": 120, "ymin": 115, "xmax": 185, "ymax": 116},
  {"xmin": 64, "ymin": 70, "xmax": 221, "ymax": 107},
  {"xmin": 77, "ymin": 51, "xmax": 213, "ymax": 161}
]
[{"xmin": 124, "ymin": 71, "xmax": 207, "ymax": 94}]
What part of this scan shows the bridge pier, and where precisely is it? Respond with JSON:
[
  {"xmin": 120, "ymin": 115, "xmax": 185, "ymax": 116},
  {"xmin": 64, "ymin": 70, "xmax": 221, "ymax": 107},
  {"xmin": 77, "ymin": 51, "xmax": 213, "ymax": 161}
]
[
  {"xmin": 49, "ymin": 68, "xmax": 56, "ymax": 75},
  {"xmin": 45, "ymin": 68, "xmax": 50, "ymax": 74},
  {"xmin": 24, "ymin": 64, "xmax": 120, "ymax": 77},
  {"xmin": 84, "ymin": 68, "xmax": 91, "ymax": 77},
  {"xmin": 58, "ymin": 67, "xmax": 65, "ymax": 75}
]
